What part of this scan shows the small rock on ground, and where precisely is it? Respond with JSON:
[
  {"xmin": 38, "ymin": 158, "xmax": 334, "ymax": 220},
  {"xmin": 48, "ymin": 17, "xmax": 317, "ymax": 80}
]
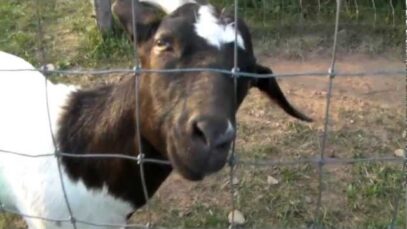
[
  {"xmin": 394, "ymin": 148, "xmax": 406, "ymax": 158},
  {"xmin": 228, "ymin": 210, "xmax": 245, "ymax": 225},
  {"xmin": 267, "ymin": 175, "xmax": 279, "ymax": 185}
]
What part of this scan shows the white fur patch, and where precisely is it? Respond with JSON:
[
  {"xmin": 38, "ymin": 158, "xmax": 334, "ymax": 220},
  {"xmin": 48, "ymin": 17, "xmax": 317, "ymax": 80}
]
[
  {"xmin": 0, "ymin": 51, "xmax": 134, "ymax": 229},
  {"xmin": 194, "ymin": 5, "xmax": 245, "ymax": 50},
  {"xmin": 141, "ymin": 0, "xmax": 196, "ymax": 14}
]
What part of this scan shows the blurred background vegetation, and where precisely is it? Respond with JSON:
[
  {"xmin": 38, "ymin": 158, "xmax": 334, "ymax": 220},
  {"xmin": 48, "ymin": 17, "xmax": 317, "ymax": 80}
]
[
  {"xmin": 211, "ymin": 0, "xmax": 405, "ymax": 58},
  {"xmin": 0, "ymin": 0, "xmax": 404, "ymax": 68}
]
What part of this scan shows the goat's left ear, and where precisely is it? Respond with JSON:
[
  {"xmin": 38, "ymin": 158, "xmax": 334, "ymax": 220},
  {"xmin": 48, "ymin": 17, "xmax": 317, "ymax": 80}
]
[
  {"xmin": 252, "ymin": 64, "xmax": 313, "ymax": 122},
  {"xmin": 112, "ymin": 0, "xmax": 163, "ymax": 45}
]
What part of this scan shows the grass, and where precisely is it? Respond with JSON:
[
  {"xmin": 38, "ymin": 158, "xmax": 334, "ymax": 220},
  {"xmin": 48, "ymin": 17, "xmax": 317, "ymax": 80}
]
[
  {"xmin": 0, "ymin": 213, "xmax": 25, "ymax": 229},
  {"xmin": 0, "ymin": 0, "xmax": 134, "ymax": 69},
  {"xmin": 0, "ymin": 0, "xmax": 405, "ymax": 228}
]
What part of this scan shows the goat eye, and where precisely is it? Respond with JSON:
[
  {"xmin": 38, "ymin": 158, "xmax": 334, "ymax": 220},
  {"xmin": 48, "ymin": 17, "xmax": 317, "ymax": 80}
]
[
  {"xmin": 155, "ymin": 39, "xmax": 165, "ymax": 46},
  {"xmin": 155, "ymin": 38, "xmax": 172, "ymax": 51}
]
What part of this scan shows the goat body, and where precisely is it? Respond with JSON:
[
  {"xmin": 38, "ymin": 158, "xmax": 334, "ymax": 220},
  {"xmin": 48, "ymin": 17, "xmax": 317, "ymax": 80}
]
[{"xmin": 0, "ymin": 51, "xmax": 134, "ymax": 229}]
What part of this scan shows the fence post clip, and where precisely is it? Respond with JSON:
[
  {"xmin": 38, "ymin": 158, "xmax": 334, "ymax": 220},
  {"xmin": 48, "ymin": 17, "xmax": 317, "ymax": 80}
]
[
  {"xmin": 137, "ymin": 153, "xmax": 145, "ymax": 165},
  {"xmin": 228, "ymin": 154, "xmax": 238, "ymax": 167},
  {"xmin": 133, "ymin": 64, "xmax": 142, "ymax": 75},
  {"xmin": 231, "ymin": 67, "xmax": 240, "ymax": 78},
  {"xmin": 328, "ymin": 67, "xmax": 336, "ymax": 79}
]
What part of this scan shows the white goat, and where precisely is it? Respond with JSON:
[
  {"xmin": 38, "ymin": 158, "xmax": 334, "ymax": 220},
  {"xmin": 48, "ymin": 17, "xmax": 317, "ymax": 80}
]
[{"xmin": 0, "ymin": 51, "xmax": 133, "ymax": 229}]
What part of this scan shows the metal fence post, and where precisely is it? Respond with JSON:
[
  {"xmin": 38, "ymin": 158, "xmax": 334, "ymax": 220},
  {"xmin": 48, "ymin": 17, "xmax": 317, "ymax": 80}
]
[{"xmin": 93, "ymin": 0, "xmax": 113, "ymax": 33}]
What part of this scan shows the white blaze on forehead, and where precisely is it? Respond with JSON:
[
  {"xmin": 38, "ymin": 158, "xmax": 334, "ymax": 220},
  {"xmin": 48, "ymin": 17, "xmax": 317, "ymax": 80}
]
[
  {"xmin": 194, "ymin": 5, "xmax": 245, "ymax": 50},
  {"xmin": 140, "ymin": 0, "xmax": 196, "ymax": 14}
]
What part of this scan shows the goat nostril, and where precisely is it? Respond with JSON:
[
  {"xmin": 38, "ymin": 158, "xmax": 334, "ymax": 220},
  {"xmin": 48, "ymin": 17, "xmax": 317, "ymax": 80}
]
[
  {"xmin": 191, "ymin": 119, "xmax": 235, "ymax": 149},
  {"xmin": 193, "ymin": 121, "xmax": 208, "ymax": 145},
  {"xmin": 214, "ymin": 123, "xmax": 235, "ymax": 148}
]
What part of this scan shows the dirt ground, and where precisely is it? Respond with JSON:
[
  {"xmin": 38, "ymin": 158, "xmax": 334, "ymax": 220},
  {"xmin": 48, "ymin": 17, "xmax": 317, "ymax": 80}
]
[{"xmin": 265, "ymin": 54, "xmax": 404, "ymax": 108}]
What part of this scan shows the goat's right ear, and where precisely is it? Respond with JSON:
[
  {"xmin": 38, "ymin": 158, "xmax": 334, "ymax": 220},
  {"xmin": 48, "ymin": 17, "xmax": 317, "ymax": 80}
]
[
  {"xmin": 112, "ymin": 0, "xmax": 164, "ymax": 45},
  {"xmin": 253, "ymin": 64, "xmax": 313, "ymax": 122}
]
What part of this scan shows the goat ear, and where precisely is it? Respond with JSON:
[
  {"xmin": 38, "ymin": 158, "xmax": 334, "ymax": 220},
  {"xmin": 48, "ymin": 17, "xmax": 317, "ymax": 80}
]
[
  {"xmin": 112, "ymin": 0, "xmax": 164, "ymax": 45},
  {"xmin": 253, "ymin": 64, "xmax": 313, "ymax": 122}
]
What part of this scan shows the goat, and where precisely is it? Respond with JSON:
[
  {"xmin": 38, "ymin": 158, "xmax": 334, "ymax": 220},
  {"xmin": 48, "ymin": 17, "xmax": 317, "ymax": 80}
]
[{"xmin": 0, "ymin": 0, "xmax": 312, "ymax": 228}]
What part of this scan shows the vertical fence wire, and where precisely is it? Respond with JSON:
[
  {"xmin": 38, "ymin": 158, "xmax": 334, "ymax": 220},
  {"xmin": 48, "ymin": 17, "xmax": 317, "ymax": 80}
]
[
  {"xmin": 262, "ymin": 0, "xmax": 266, "ymax": 26},
  {"xmin": 405, "ymin": 9, "xmax": 407, "ymax": 228},
  {"xmin": 131, "ymin": 0, "xmax": 152, "ymax": 227},
  {"xmin": 299, "ymin": 0, "xmax": 304, "ymax": 24},
  {"xmin": 280, "ymin": 0, "xmax": 284, "ymax": 27},
  {"xmin": 313, "ymin": 0, "xmax": 342, "ymax": 227},
  {"xmin": 354, "ymin": 0, "xmax": 359, "ymax": 21},
  {"xmin": 318, "ymin": 0, "xmax": 321, "ymax": 15},
  {"xmin": 390, "ymin": 157, "xmax": 407, "ymax": 229},
  {"xmin": 389, "ymin": 0, "xmax": 395, "ymax": 27},
  {"xmin": 343, "ymin": 0, "xmax": 349, "ymax": 14},
  {"xmin": 371, "ymin": 0, "xmax": 377, "ymax": 27},
  {"xmin": 35, "ymin": 0, "xmax": 77, "ymax": 228},
  {"xmin": 228, "ymin": 0, "xmax": 240, "ymax": 227}
]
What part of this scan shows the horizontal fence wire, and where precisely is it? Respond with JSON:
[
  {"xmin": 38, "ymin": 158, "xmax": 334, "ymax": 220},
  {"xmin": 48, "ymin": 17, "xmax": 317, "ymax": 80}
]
[
  {"xmin": 0, "ymin": 148, "xmax": 405, "ymax": 166},
  {"xmin": 0, "ymin": 68, "xmax": 405, "ymax": 78},
  {"xmin": 0, "ymin": 0, "xmax": 405, "ymax": 228}
]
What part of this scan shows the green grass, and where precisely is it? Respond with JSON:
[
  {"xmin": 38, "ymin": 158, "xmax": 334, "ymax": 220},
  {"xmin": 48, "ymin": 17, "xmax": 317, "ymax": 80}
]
[
  {"xmin": 335, "ymin": 162, "xmax": 405, "ymax": 228},
  {"xmin": 0, "ymin": 0, "xmax": 134, "ymax": 69},
  {"xmin": 0, "ymin": 0, "xmax": 38, "ymax": 64},
  {"xmin": 0, "ymin": 213, "xmax": 25, "ymax": 229}
]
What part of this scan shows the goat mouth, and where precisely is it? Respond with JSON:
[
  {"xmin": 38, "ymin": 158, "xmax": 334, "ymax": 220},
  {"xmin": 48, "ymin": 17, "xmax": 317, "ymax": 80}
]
[
  {"xmin": 168, "ymin": 147, "xmax": 206, "ymax": 181},
  {"xmin": 166, "ymin": 123, "xmax": 232, "ymax": 181},
  {"xmin": 167, "ymin": 139, "xmax": 230, "ymax": 181}
]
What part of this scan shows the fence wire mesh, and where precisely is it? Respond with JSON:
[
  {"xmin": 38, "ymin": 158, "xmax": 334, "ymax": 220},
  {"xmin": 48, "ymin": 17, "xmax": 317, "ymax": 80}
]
[{"xmin": 0, "ymin": 0, "xmax": 405, "ymax": 228}]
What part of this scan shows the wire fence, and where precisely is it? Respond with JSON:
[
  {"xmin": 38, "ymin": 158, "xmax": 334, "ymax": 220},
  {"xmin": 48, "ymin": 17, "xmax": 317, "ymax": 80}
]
[{"xmin": 0, "ymin": 0, "xmax": 406, "ymax": 228}]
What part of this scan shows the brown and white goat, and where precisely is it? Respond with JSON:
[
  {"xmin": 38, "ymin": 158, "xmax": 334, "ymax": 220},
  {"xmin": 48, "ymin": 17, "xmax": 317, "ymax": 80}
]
[{"xmin": 0, "ymin": 1, "xmax": 311, "ymax": 228}]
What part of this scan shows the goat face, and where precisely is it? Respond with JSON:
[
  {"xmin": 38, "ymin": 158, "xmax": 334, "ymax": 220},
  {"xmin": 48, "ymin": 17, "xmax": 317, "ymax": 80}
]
[{"xmin": 113, "ymin": 1, "xmax": 312, "ymax": 181}]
